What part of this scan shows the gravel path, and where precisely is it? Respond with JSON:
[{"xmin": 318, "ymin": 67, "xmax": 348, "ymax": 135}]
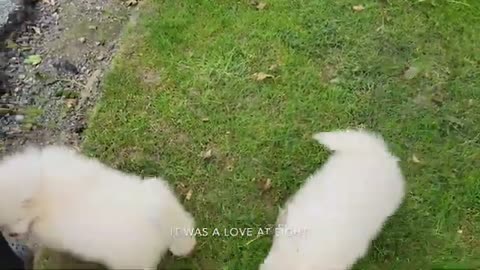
[{"xmin": 0, "ymin": 0, "xmax": 130, "ymax": 154}]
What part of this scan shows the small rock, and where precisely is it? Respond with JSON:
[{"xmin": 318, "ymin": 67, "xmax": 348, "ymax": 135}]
[
  {"xmin": 88, "ymin": 25, "xmax": 97, "ymax": 30},
  {"xmin": 96, "ymin": 54, "xmax": 105, "ymax": 61},
  {"xmin": 53, "ymin": 59, "xmax": 79, "ymax": 74},
  {"xmin": 73, "ymin": 122, "xmax": 86, "ymax": 134},
  {"xmin": 78, "ymin": 37, "xmax": 86, "ymax": 43},
  {"xmin": 14, "ymin": 115, "xmax": 25, "ymax": 122}
]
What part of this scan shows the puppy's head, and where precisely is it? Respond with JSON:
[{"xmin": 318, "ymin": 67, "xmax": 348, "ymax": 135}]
[{"xmin": 0, "ymin": 147, "xmax": 42, "ymax": 236}]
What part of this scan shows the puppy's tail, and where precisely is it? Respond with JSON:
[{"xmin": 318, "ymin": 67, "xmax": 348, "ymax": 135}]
[{"xmin": 313, "ymin": 129, "xmax": 392, "ymax": 155}]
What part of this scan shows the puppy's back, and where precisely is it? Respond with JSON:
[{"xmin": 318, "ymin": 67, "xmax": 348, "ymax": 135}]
[{"xmin": 262, "ymin": 130, "xmax": 405, "ymax": 270}]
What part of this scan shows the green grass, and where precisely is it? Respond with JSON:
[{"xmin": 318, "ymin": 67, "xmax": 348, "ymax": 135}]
[{"xmin": 83, "ymin": 0, "xmax": 480, "ymax": 269}]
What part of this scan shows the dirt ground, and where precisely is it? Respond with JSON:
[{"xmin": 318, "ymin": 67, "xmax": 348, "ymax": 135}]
[{"xmin": 0, "ymin": 0, "xmax": 130, "ymax": 154}]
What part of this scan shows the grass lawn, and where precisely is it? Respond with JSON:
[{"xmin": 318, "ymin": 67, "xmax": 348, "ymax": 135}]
[{"xmin": 82, "ymin": 0, "xmax": 479, "ymax": 269}]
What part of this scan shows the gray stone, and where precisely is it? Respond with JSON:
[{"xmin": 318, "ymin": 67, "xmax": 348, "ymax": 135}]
[{"xmin": 0, "ymin": 0, "xmax": 20, "ymax": 30}]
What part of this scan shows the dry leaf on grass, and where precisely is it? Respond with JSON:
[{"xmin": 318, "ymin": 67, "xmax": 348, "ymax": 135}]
[
  {"xmin": 352, "ymin": 5, "xmax": 365, "ymax": 12},
  {"xmin": 262, "ymin": 178, "xmax": 272, "ymax": 191},
  {"xmin": 250, "ymin": 1, "xmax": 267, "ymax": 10},
  {"xmin": 256, "ymin": 2, "xmax": 267, "ymax": 10},
  {"xmin": 200, "ymin": 149, "xmax": 213, "ymax": 160},
  {"xmin": 404, "ymin": 66, "xmax": 420, "ymax": 80},
  {"xmin": 268, "ymin": 64, "xmax": 279, "ymax": 71},
  {"xmin": 252, "ymin": 72, "xmax": 274, "ymax": 81},
  {"xmin": 185, "ymin": 189, "xmax": 193, "ymax": 201}
]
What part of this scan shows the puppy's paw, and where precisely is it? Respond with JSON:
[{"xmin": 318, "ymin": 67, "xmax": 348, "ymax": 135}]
[{"xmin": 169, "ymin": 236, "xmax": 196, "ymax": 257}]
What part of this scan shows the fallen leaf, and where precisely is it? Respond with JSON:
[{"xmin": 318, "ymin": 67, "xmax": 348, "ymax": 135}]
[
  {"xmin": 404, "ymin": 66, "xmax": 420, "ymax": 80},
  {"xmin": 268, "ymin": 64, "xmax": 279, "ymax": 71},
  {"xmin": 185, "ymin": 189, "xmax": 193, "ymax": 201},
  {"xmin": 329, "ymin": 77, "xmax": 340, "ymax": 84},
  {"xmin": 200, "ymin": 149, "xmax": 213, "ymax": 160},
  {"xmin": 5, "ymin": 39, "xmax": 18, "ymax": 49},
  {"xmin": 262, "ymin": 178, "xmax": 272, "ymax": 191},
  {"xmin": 412, "ymin": 154, "xmax": 421, "ymax": 163},
  {"xmin": 66, "ymin": 99, "xmax": 78, "ymax": 109},
  {"xmin": 252, "ymin": 72, "xmax": 274, "ymax": 81},
  {"xmin": 352, "ymin": 5, "xmax": 365, "ymax": 11},
  {"xmin": 24, "ymin": 55, "xmax": 42, "ymax": 66},
  {"xmin": 256, "ymin": 2, "xmax": 267, "ymax": 10}
]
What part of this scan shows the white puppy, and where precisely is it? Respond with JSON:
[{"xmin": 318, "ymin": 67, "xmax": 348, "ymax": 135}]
[
  {"xmin": 260, "ymin": 130, "xmax": 405, "ymax": 270},
  {"xmin": 0, "ymin": 146, "xmax": 196, "ymax": 269}
]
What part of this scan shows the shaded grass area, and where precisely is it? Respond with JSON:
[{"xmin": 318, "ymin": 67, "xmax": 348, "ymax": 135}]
[{"xmin": 81, "ymin": 0, "xmax": 479, "ymax": 269}]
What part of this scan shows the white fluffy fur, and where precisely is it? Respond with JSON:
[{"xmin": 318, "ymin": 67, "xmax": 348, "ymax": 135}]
[
  {"xmin": 0, "ymin": 146, "xmax": 196, "ymax": 269},
  {"xmin": 260, "ymin": 130, "xmax": 405, "ymax": 270}
]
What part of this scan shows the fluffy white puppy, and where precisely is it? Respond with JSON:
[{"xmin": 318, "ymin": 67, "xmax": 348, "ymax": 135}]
[
  {"xmin": 0, "ymin": 146, "xmax": 196, "ymax": 269},
  {"xmin": 260, "ymin": 130, "xmax": 405, "ymax": 270}
]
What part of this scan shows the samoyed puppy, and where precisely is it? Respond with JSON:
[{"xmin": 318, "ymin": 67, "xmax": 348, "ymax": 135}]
[
  {"xmin": 0, "ymin": 146, "xmax": 196, "ymax": 270},
  {"xmin": 260, "ymin": 130, "xmax": 405, "ymax": 270}
]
